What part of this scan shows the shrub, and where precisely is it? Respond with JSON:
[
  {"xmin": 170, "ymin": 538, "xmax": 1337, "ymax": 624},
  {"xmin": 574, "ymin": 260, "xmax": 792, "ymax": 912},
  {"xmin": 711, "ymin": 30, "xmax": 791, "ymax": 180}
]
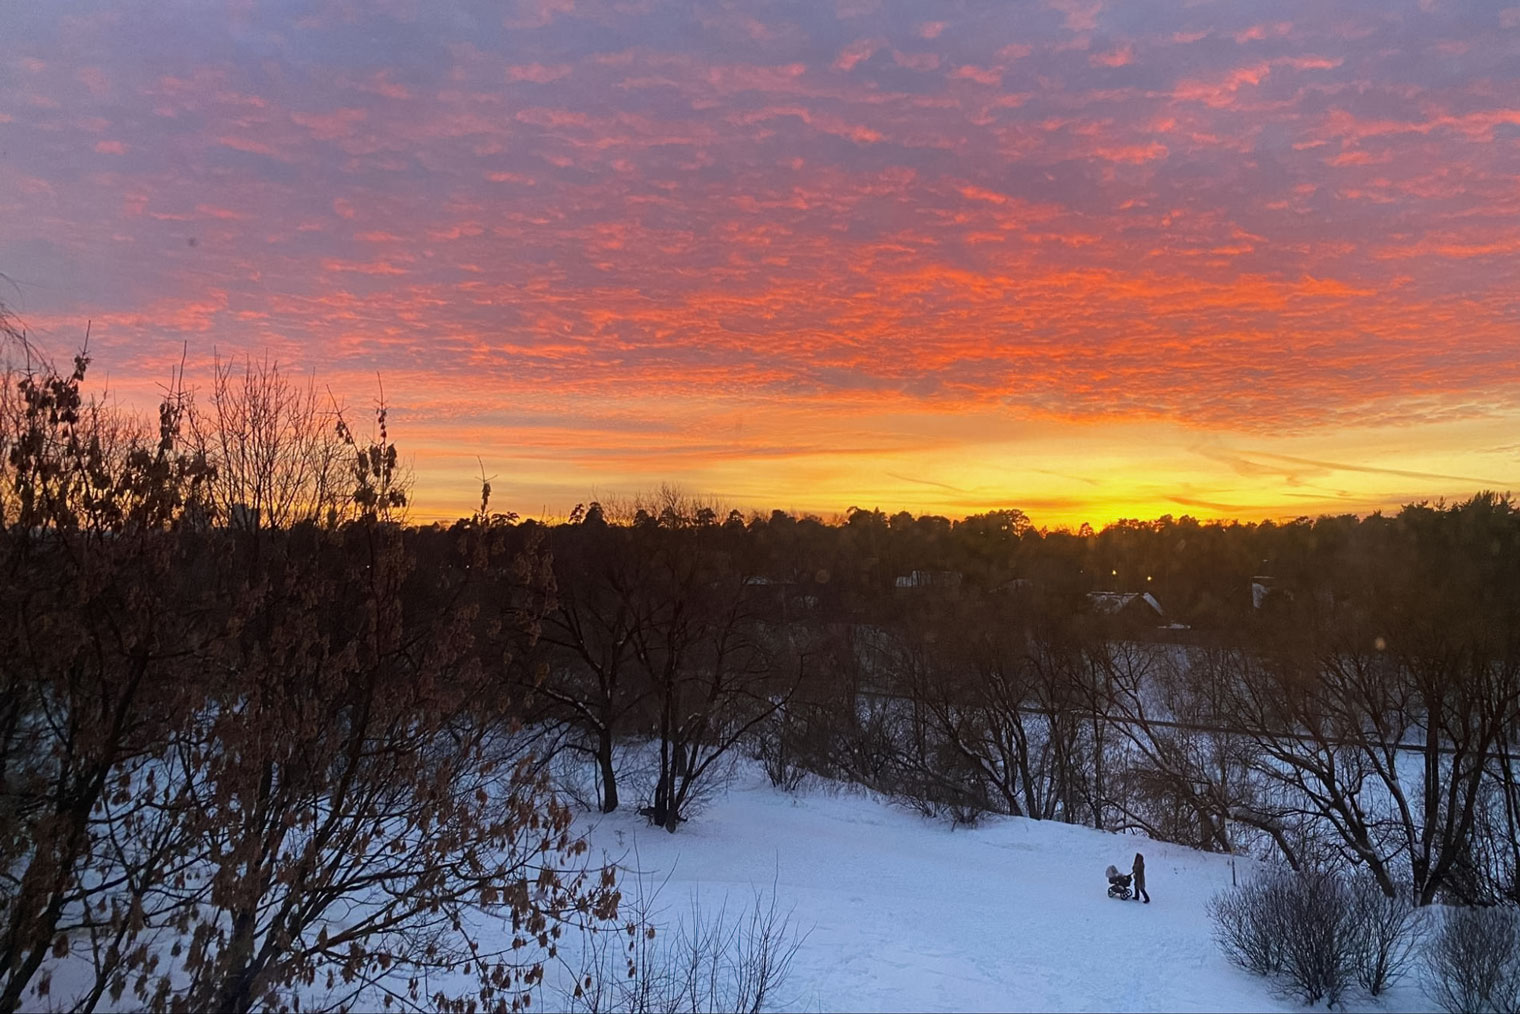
[
  {"xmin": 1275, "ymin": 871, "xmax": 1359, "ymax": 1007},
  {"xmin": 1210, "ymin": 875, "xmax": 1288, "ymax": 977},
  {"xmin": 1211, "ymin": 870, "xmax": 1416, "ymax": 1007},
  {"xmin": 1347, "ymin": 877, "xmax": 1422, "ymax": 996},
  {"xmin": 1424, "ymin": 904, "xmax": 1520, "ymax": 1014},
  {"xmin": 754, "ymin": 704, "xmax": 810, "ymax": 793},
  {"xmin": 562, "ymin": 875, "xmax": 807, "ymax": 1013}
]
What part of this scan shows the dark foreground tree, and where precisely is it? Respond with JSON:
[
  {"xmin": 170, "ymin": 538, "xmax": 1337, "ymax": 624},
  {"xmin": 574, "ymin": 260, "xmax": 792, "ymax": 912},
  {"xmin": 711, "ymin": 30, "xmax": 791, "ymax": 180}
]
[
  {"xmin": 0, "ymin": 318, "xmax": 625, "ymax": 1013},
  {"xmin": 0, "ymin": 322, "xmax": 214, "ymax": 1013}
]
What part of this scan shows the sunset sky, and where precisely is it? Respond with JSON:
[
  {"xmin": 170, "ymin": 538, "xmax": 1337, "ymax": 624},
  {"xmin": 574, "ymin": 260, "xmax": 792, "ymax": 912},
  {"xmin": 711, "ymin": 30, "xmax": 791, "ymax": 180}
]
[{"xmin": 3, "ymin": 0, "xmax": 1519, "ymax": 528}]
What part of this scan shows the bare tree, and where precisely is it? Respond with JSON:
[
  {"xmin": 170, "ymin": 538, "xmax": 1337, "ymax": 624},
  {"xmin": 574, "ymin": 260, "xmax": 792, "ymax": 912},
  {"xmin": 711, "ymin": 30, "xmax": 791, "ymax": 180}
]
[
  {"xmin": 534, "ymin": 524, "xmax": 654, "ymax": 814},
  {"xmin": 1105, "ymin": 646, "xmax": 1275, "ymax": 857},
  {"xmin": 190, "ymin": 353, "xmax": 346, "ymax": 531},
  {"xmin": 630, "ymin": 527, "xmax": 798, "ymax": 831},
  {"xmin": 1215, "ymin": 579, "xmax": 1517, "ymax": 905},
  {"xmin": 902, "ymin": 602, "xmax": 1039, "ymax": 820}
]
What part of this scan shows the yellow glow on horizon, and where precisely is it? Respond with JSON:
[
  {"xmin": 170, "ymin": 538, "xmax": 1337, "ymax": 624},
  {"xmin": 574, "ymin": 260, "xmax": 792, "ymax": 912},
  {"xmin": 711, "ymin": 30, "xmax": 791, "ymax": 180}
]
[
  {"xmin": 398, "ymin": 403, "xmax": 1520, "ymax": 531},
  {"xmin": 5, "ymin": 0, "xmax": 1520, "ymax": 538},
  {"xmin": 60, "ymin": 372, "xmax": 1520, "ymax": 533}
]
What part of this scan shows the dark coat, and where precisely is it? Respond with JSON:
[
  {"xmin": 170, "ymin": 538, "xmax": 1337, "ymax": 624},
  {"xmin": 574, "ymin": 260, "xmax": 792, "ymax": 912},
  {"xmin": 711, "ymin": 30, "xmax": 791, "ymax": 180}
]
[{"xmin": 1132, "ymin": 853, "xmax": 1147, "ymax": 889}]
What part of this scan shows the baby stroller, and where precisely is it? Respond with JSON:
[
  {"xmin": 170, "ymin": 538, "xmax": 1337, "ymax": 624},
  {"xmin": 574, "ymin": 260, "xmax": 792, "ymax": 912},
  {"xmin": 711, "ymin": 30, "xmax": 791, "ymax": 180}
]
[{"xmin": 1106, "ymin": 864, "xmax": 1134, "ymax": 900}]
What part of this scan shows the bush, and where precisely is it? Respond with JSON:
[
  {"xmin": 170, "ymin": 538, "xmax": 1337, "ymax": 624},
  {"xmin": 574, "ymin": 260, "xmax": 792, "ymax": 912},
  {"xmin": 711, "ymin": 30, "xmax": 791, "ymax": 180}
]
[
  {"xmin": 1425, "ymin": 904, "xmax": 1520, "ymax": 1014},
  {"xmin": 562, "ymin": 875, "xmax": 807, "ymax": 1013},
  {"xmin": 1275, "ymin": 872, "xmax": 1359, "ymax": 1007},
  {"xmin": 1210, "ymin": 874, "xmax": 1288, "ymax": 977},
  {"xmin": 1347, "ymin": 877, "xmax": 1422, "ymax": 996},
  {"xmin": 1211, "ymin": 870, "xmax": 1419, "ymax": 1007},
  {"xmin": 754, "ymin": 704, "xmax": 811, "ymax": 793}
]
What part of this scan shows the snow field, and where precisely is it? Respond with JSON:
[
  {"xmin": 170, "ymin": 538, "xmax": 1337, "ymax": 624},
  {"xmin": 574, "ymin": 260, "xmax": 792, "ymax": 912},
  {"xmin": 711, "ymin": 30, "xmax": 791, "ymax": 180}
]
[{"xmin": 576, "ymin": 765, "xmax": 1428, "ymax": 1013}]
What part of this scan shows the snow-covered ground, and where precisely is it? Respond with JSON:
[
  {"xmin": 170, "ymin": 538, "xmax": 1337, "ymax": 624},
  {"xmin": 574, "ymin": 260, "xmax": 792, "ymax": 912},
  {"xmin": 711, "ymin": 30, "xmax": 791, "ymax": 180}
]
[
  {"xmin": 575, "ymin": 765, "xmax": 1428, "ymax": 1013},
  {"xmin": 19, "ymin": 756, "xmax": 1433, "ymax": 1012}
]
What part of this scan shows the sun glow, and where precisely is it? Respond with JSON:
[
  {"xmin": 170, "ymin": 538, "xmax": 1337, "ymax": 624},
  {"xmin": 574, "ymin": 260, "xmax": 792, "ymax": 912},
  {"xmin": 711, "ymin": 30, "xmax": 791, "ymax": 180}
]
[{"xmin": 3, "ymin": 0, "xmax": 1518, "ymax": 526}]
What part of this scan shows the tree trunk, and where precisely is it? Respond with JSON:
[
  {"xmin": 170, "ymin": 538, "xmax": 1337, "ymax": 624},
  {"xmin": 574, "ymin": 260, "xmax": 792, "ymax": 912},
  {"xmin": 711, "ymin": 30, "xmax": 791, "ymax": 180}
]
[{"xmin": 597, "ymin": 728, "xmax": 618, "ymax": 813}]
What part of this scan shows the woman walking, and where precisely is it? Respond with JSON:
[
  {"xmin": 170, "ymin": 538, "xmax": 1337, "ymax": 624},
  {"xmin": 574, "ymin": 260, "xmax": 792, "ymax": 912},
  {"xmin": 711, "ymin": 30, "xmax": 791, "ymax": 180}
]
[{"xmin": 1132, "ymin": 852, "xmax": 1150, "ymax": 903}]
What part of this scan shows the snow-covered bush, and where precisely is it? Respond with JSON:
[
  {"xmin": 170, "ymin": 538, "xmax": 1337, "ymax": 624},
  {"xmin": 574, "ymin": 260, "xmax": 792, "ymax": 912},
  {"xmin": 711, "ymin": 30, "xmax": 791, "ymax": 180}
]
[
  {"xmin": 1211, "ymin": 870, "xmax": 1417, "ymax": 1007},
  {"xmin": 1210, "ymin": 875, "xmax": 1289, "ymax": 977},
  {"xmin": 1424, "ymin": 904, "xmax": 1520, "ymax": 1014}
]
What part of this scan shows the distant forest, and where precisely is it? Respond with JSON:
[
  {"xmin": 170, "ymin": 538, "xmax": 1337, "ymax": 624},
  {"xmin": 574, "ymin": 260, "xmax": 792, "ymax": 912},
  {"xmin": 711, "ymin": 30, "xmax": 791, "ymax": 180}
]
[{"xmin": 4, "ymin": 324, "xmax": 1519, "ymax": 1011}]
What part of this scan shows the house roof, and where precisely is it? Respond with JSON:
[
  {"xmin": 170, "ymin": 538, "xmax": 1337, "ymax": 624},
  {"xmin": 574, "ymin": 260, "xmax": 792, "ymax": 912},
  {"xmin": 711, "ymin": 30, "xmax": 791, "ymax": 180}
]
[{"xmin": 1087, "ymin": 591, "xmax": 1163, "ymax": 616}]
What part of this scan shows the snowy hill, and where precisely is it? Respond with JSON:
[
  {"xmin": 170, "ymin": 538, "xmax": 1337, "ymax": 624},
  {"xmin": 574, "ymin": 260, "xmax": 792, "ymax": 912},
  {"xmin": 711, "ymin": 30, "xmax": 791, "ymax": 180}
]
[{"xmin": 573, "ymin": 767, "xmax": 1427, "ymax": 1013}]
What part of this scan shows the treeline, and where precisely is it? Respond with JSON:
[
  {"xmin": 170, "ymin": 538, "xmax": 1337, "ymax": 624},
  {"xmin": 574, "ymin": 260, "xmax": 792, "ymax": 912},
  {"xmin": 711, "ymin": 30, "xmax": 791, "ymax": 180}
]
[{"xmin": 513, "ymin": 486, "xmax": 1520, "ymax": 911}]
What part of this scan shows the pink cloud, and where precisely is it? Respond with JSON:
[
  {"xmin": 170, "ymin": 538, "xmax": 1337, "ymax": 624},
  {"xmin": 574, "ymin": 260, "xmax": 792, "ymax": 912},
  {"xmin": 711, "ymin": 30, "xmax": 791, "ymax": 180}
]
[
  {"xmin": 958, "ymin": 185, "xmax": 1010, "ymax": 204},
  {"xmin": 892, "ymin": 50, "xmax": 940, "ymax": 72},
  {"xmin": 504, "ymin": 0, "xmax": 574, "ymax": 30},
  {"xmin": 833, "ymin": 38, "xmax": 881, "ymax": 71},
  {"xmin": 1092, "ymin": 141, "xmax": 1168, "ymax": 164},
  {"xmin": 320, "ymin": 257, "xmax": 412, "ymax": 276},
  {"xmin": 195, "ymin": 204, "xmax": 249, "ymax": 220},
  {"xmin": 354, "ymin": 71, "xmax": 413, "ymax": 99},
  {"xmin": 1234, "ymin": 22, "xmax": 1292, "ymax": 43},
  {"xmin": 507, "ymin": 63, "xmax": 573, "ymax": 83},
  {"xmin": 1090, "ymin": 44, "xmax": 1133, "ymax": 67},
  {"xmin": 950, "ymin": 65, "xmax": 1002, "ymax": 86},
  {"xmin": 1173, "ymin": 63, "xmax": 1272, "ymax": 106},
  {"xmin": 1048, "ymin": 0, "xmax": 1102, "ymax": 32},
  {"xmin": 216, "ymin": 135, "xmax": 282, "ymax": 158},
  {"xmin": 290, "ymin": 108, "xmax": 367, "ymax": 140}
]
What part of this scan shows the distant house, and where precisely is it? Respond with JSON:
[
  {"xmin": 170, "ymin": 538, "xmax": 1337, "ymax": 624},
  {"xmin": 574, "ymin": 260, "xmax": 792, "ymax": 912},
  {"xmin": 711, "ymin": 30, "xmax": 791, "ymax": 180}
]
[
  {"xmin": 1250, "ymin": 575, "xmax": 1293, "ymax": 610},
  {"xmin": 894, "ymin": 570, "xmax": 963, "ymax": 591},
  {"xmin": 1086, "ymin": 591, "xmax": 1164, "ymax": 624},
  {"xmin": 1251, "ymin": 577, "xmax": 1271, "ymax": 610},
  {"xmin": 994, "ymin": 578, "xmax": 1037, "ymax": 595}
]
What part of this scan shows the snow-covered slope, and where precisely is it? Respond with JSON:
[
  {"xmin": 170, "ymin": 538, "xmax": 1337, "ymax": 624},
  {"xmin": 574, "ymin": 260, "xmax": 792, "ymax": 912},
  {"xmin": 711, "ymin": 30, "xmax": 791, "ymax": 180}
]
[{"xmin": 576, "ymin": 767, "xmax": 1426, "ymax": 1013}]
